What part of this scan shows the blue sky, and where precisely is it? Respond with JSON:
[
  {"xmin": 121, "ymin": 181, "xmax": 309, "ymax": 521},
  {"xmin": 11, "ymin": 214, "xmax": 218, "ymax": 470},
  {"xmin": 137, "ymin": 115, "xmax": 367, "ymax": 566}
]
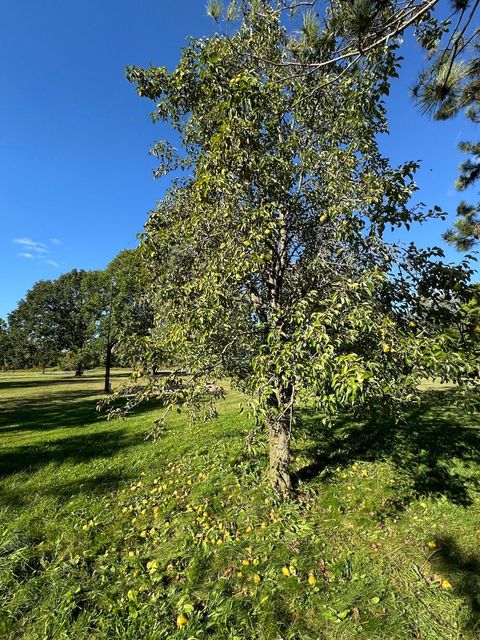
[{"xmin": 0, "ymin": 1, "xmax": 477, "ymax": 319}]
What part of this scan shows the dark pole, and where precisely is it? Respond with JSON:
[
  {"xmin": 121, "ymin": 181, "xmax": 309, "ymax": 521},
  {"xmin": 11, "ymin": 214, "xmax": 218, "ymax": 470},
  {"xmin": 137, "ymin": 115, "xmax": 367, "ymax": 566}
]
[{"xmin": 104, "ymin": 278, "xmax": 114, "ymax": 394}]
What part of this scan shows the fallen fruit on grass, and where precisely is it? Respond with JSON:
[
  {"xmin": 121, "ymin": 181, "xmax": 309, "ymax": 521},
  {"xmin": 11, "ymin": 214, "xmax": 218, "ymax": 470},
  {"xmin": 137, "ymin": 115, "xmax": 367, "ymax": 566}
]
[{"xmin": 176, "ymin": 613, "xmax": 188, "ymax": 628}]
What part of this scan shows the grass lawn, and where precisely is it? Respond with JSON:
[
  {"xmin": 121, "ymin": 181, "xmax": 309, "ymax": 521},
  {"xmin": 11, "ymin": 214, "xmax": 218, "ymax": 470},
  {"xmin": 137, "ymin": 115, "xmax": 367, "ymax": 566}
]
[{"xmin": 0, "ymin": 370, "xmax": 479, "ymax": 639}]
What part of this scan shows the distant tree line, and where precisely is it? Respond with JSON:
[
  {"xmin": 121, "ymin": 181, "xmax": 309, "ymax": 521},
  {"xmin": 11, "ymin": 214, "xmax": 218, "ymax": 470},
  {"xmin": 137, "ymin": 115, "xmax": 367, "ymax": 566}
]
[{"xmin": 0, "ymin": 249, "xmax": 153, "ymax": 376}]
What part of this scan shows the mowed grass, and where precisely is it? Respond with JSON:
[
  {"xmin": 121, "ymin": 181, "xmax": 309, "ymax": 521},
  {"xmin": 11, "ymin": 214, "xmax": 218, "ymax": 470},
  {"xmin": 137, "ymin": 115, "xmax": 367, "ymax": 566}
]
[{"xmin": 0, "ymin": 371, "xmax": 479, "ymax": 639}]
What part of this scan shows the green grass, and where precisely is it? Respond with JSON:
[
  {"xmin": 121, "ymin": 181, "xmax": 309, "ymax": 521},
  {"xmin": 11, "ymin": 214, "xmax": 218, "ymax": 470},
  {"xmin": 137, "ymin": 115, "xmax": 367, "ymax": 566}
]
[{"xmin": 0, "ymin": 370, "xmax": 479, "ymax": 639}]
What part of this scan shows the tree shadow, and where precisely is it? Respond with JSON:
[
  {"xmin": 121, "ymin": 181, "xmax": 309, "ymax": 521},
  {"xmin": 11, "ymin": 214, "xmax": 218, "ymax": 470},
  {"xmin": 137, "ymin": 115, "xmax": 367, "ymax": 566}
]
[
  {"xmin": 0, "ymin": 386, "xmax": 161, "ymax": 434},
  {"xmin": 0, "ymin": 376, "xmax": 87, "ymax": 391},
  {"xmin": 0, "ymin": 380, "xmax": 164, "ymax": 503},
  {"xmin": 294, "ymin": 389, "xmax": 480, "ymax": 509},
  {"xmin": 431, "ymin": 535, "xmax": 480, "ymax": 637},
  {"xmin": 0, "ymin": 468, "xmax": 135, "ymax": 508},
  {"xmin": 0, "ymin": 370, "xmax": 131, "ymax": 391},
  {"xmin": 0, "ymin": 424, "xmax": 141, "ymax": 478},
  {"xmin": 0, "ymin": 390, "xmax": 105, "ymax": 432}
]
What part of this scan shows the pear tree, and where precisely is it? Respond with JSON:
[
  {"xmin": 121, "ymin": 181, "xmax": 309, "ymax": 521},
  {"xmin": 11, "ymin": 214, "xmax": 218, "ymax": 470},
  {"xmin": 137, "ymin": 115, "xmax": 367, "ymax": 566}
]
[{"xmin": 123, "ymin": 1, "xmax": 475, "ymax": 494}]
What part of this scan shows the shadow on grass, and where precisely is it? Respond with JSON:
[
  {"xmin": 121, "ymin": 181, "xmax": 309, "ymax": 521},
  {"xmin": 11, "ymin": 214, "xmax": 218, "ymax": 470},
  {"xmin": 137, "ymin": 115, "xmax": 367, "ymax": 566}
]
[
  {"xmin": 0, "ymin": 419, "xmax": 142, "ymax": 508},
  {"xmin": 0, "ymin": 385, "xmax": 161, "ymax": 435},
  {"xmin": 0, "ymin": 383, "xmax": 163, "ymax": 488},
  {"xmin": 295, "ymin": 389, "xmax": 480, "ymax": 508},
  {"xmin": 0, "ymin": 423, "xmax": 140, "ymax": 475},
  {"xmin": 0, "ymin": 468, "xmax": 136, "ymax": 508},
  {"xmin": 0, "ymin": 371, "xmax": 130, "ymax": 391},
  {"xmin": 0, "ymin": 390, "xmax": 107, "ymax": 433},
  {"xmin": 432, "ymin": 536, "xmax": 480, "ymax": 636}
]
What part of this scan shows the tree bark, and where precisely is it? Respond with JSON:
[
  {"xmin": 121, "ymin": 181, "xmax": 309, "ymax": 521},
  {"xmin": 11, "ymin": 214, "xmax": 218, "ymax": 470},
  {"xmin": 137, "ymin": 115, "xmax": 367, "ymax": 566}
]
[
  {"xmin": 266, "ymin": 381, "xmax": 293, "ymax": 496},
  {"xmin": 104, "ymin": 341, "xmax": 112, "ymax": 393},
  {"xmin": 268, "ymin": 413, "xmax": 293, "ymax": 496},
  {"xmin": 268, "ymin": 419, "xmax": 292, "ymax": 497}
]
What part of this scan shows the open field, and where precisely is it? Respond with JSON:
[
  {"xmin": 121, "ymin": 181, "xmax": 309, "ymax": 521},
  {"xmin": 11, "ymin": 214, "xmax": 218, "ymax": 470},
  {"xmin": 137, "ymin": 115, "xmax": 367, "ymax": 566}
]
[{"xmin": 0, "ymin": 370, "xmax": 479, "ymax": 639}]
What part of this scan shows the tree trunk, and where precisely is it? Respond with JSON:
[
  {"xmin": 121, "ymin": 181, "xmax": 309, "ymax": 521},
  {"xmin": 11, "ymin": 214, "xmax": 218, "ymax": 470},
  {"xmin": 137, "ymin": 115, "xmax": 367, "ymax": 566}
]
[
  {"xmin": 268, "ymin": 415, "xmax": 292, "ymax": 496},
  {"xmin": 75, "ymin": 362, "xmax": 84, "ymax": 377},
  {"xmin": 104, "ymin": 341, "xmax": 112, "ymax": 394}
]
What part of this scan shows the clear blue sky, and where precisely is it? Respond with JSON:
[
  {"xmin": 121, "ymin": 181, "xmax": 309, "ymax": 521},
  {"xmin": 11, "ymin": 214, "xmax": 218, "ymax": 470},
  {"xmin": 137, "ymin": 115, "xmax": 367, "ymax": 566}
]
[{"xmin": 0, "ymin": 1, "xmax": 477, "ymax": 319}]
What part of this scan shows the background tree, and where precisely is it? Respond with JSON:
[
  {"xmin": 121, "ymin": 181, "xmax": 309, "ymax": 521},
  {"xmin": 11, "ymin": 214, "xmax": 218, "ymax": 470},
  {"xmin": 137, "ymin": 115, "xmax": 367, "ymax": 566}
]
[
  {"xmin": 51, "ymin": 269, "xmax": 102, "ymax": 376},
  {"xmin": 101, "ymin": 248, "xmax": 154, "ymax": 391},
  {"xmin": 122, "ymin": 0, "xmax": 475, "ymax": 495},
  {"xmin": 5, "ymin": 269, "xmax": 105, "ymax": 376},
  {"xmin": 105, "ymin": 249, "xmax": 153, "ymax": 347},
  {"xmin": 451, "ymin": 282, "xmax": 480, "ymax": 376},
  {"xmin": 2, "ymin": 249, "xmax": 153, "ymax": 377},
  {"xmin": 0, "ymin": 319, "xmax": 13, "ymax": 370},
  {"xmin": 7, "ymin": 280, "xmax": 62, "ymax": 373},
  {"xmin": 412, "ymin": 0, "xmax": 479, "ymax": 249}
]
